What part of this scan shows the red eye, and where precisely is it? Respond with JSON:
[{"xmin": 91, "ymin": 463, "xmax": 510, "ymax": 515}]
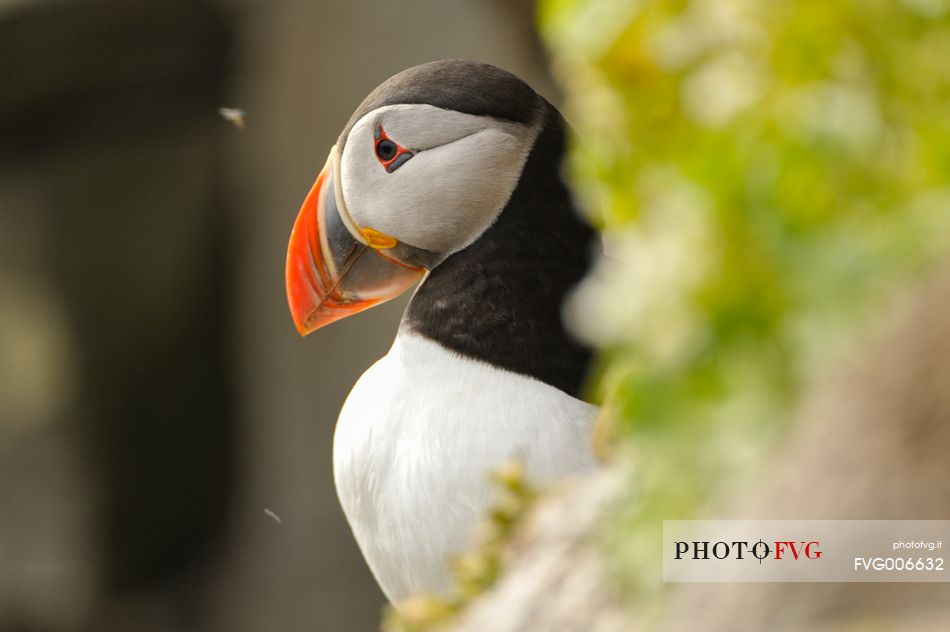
[{"xmin": 374, "ymin": 126, "xmax": 414, "ymax": 172}]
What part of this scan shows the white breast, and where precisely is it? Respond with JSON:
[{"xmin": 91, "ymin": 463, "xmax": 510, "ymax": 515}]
[{"xmin": 332, "ymin": 331, "xmax": 598, "ymax": 603}]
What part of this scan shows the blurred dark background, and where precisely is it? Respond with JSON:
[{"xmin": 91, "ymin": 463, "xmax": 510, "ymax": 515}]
[{"xmin": 0, "ymin": 1, "xmax": 554, "ymax": 629}]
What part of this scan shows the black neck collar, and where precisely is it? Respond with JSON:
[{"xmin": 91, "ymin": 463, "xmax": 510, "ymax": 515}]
[{"xmin": 401, "ymin": 108, "xmax": 597, "ymax": 398}]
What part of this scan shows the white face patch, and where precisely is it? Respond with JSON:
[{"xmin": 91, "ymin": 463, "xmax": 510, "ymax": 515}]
[{"xmin": 339, "ymin": 104, "xmax": 538, "ymax": 257}]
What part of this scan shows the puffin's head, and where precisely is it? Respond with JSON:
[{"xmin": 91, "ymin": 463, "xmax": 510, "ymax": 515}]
[{"xmin": 286, "ymin": 60, "xmax": 546, "ymax": 335}]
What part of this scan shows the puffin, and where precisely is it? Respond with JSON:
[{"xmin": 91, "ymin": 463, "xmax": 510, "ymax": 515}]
[{"xmin": 285, "ymin": 60, "xmax": 600, "ymax": 603}]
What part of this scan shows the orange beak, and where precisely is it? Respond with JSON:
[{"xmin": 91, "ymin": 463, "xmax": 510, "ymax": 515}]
[{"xmin": 285, "ymin": 148, "xmax": 426, "ymax": 336}]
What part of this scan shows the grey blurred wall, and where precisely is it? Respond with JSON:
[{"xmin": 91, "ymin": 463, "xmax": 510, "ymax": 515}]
[
  {"xmin": 1, "ymin": 2, "xmax": 234, "ymax": 630},
  {"xmin": 0, "ymin": 0, "xmax": 554, "ymax": 630}
]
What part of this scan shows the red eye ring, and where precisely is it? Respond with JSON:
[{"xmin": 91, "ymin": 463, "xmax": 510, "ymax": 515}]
[{"xmin": 374, "ymin": 125, "xmax": 414, "ymax": 173}]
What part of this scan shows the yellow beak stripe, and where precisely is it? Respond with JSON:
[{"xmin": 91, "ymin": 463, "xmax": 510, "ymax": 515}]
[{"xmin": 360, "ymin": 227, "xmax": 399, "ymax": 250}]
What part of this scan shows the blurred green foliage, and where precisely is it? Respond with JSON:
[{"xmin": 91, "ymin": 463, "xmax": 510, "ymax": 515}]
[
  {"xmin": 383, "ymin": 461, "xmax": 538, "ymax": 632},
  {"xmin": 539, "ymin": 0, "xmax": 950, "ymax": 604}
]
